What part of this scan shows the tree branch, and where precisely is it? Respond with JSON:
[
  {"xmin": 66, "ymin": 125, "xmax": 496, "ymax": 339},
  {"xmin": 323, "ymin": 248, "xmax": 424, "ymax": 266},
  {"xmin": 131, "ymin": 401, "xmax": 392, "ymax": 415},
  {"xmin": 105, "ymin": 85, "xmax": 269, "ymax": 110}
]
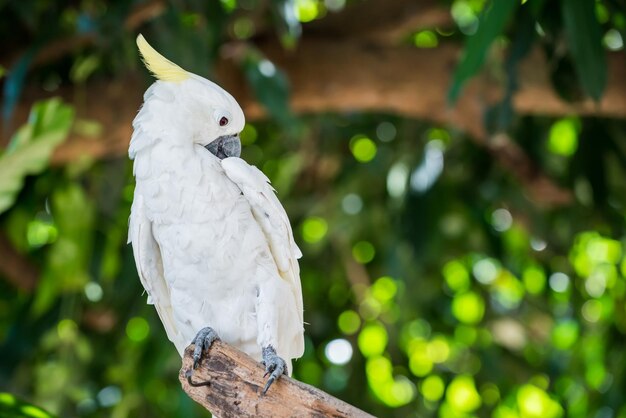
[
  {"xmin": 0, "ymin": 0, "xmax": 167, "ymax": 70},
  {"xmin": 5, "ymin": 40, "xmax": 622, "ymax": 207},
  {"xmin": 179, "ymin": 341, "xmax": 374, "ymax": 418}
]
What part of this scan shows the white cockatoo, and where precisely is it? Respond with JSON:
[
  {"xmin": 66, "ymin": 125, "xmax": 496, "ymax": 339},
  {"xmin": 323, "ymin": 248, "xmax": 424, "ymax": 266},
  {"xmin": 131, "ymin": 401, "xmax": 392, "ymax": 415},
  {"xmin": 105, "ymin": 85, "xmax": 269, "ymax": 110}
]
[{"xmin": 128, "ymin": 34, "xmax": 304, "ymax": 393}]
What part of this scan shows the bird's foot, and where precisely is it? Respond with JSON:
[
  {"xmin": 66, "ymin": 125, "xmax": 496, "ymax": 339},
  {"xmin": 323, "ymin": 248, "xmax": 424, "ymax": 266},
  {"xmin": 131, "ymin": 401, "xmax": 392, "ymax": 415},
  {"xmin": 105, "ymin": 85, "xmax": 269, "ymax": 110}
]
[
  {"xmin": 260, "ymin": 346, "xmax": 287, "ymax": 395},
  {"xmin": 192, "ymin": 326, "xmax": 220, "ymax": 370}
]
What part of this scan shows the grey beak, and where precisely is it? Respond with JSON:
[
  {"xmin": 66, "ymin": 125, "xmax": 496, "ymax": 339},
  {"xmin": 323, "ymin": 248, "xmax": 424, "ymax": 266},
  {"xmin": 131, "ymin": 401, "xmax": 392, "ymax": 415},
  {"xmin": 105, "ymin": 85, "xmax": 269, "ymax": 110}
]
[{"xmin": 205, "ymin": 134, "xmax": 241, "ymax": 159}]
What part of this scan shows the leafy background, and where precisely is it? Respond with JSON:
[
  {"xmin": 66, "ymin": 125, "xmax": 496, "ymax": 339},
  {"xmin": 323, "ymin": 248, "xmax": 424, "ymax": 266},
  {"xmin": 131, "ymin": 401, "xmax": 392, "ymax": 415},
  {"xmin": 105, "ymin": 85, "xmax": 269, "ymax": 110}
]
[{"xmin": 1, "ymin": 0, "xmax": 625, "ymax": 417}]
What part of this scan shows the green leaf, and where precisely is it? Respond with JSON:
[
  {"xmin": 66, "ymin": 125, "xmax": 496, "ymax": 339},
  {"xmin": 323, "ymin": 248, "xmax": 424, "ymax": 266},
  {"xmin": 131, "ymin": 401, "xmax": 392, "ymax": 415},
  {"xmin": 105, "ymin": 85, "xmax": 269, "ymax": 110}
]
[
  {"xmin": 69, "ymin": 54, "xmax": 101, "ymax": 84},
  {"xmin": 0, "ymin": 392, "xmax": 58, "ymax": 418},
  {"xmin": 0, "ymin": 98, "xmax": 74, "ymax": 215},
  {"xmin": 447, "ymin": 0, "xmax": 518, "ymax": 104},
  {"xmin": 561, "ymin": 0, "xmax": 607, "ymax": 101}
]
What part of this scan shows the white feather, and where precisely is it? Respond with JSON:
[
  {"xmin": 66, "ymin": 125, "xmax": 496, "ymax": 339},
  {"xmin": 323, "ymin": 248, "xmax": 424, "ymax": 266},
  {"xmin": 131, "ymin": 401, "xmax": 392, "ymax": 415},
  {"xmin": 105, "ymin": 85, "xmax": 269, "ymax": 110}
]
[
  {"xmin": 221, "ymin": 157, "xmax": 305, "ymax": 356},
  {"xmin": 128, "ymin": 77, "xmax": 304, "ymax": 371}
]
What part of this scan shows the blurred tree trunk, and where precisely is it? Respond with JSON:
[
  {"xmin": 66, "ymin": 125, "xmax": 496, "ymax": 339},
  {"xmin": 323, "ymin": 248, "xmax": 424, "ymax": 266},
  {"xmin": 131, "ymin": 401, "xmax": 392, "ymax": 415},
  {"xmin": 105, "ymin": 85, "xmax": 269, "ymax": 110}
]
[{"xmin": 2, "ymin": 0, "xmax": 625, "ymax": 206}]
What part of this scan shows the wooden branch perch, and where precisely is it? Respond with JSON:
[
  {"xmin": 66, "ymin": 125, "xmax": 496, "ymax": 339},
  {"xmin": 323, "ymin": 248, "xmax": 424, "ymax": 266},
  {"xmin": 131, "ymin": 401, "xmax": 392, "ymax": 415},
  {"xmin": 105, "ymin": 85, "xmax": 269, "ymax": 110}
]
[{"xmin": 179, "ymin": 341, "xmax": 374, "ymax": 418}]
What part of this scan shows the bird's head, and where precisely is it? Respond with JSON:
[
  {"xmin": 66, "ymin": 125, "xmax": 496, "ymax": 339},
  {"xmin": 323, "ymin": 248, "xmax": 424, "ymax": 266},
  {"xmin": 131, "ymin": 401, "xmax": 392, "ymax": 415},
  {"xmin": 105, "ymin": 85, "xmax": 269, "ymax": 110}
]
[{"xmin": 134, "ymin": 34, "xmax": 245, "ymax": 160}]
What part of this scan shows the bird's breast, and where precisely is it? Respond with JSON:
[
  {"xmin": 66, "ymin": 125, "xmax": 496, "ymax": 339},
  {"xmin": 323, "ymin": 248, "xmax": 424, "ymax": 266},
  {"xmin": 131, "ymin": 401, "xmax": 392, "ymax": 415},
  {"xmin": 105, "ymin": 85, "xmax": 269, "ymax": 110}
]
[{"xmin": 142, "ymin": 167, "xmax": 268, "ymax": 286}]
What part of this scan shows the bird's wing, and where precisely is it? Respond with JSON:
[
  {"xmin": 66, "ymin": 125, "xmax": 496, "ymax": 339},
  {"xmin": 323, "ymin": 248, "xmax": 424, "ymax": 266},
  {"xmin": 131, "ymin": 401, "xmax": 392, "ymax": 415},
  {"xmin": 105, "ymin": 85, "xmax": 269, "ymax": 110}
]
[
  {"xmin": 128, "ymin": 194, "xmax": 182, "ymax": 351},
  {"xmin": 220, "ymin": 157, "xmax": 304, "ymax": 326}
]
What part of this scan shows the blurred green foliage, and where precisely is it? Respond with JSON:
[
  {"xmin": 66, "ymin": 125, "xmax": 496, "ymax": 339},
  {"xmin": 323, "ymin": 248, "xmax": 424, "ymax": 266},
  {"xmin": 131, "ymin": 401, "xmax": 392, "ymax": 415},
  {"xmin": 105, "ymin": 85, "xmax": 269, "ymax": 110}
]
[
  {"xmin": 0, "ymin": 392, "xmax": 58, "ymax": 418},
  {"xmin": 1, "ymin": 0, "xmax": 626, "ymax": 418},
  {"xmin": 0, "ymin": 99, "xmax": 74, "ymax": 214}
]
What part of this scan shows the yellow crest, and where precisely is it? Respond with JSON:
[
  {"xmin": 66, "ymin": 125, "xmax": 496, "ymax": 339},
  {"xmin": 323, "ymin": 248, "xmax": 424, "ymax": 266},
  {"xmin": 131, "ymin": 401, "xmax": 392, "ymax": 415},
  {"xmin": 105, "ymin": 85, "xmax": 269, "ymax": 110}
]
[{"xmin": 136, "ymin": 34, "xmax": 190, "ymax": 82}]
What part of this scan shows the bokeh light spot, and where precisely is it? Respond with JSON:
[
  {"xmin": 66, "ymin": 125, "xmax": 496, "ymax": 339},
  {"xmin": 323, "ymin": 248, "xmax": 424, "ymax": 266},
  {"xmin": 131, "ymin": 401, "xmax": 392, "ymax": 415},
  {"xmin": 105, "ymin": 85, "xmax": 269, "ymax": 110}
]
[
  {"xmin": 548, "ymin": 118, "xmax": 579, "ymax": 156},
  {"xmin": 366, "ymin": 356, "xmax": 392, "ymax": 383},
  {"xmin": 549, "ymin": 272, "xmax": 570, "ymax": 293},
  {"xmin": 388, "ymin": 377, "xmax": 416, "ymax": 406},
  {"xmin": 585, "ymin": 361, "xmax": 608, "ymax": 390},
  {"xmin": 358, "ymin": 322, "xmax": 388, "ymax": 357},
  {"xmin": 413, "ymin": 30, "xmax": 438, "ymax": 48},
  {"xmin": 452, "ymin": 291, "xmax": 485, "ymax": 324},
  {"xmin": 258, "ymin": 60, "xmax": 276, "ymax": 77},
  {"xmin": 454, "ymin": 325, "xmax": 477, "ymax": 346},
  {"xmin": 491, "ymin": 208, "xmax": 513, "ymax": 232},
  {"xmin": 523, "ymin": 265, "xmax": 546, "ymax": 295},
  {"xmin": 480, "ymin": 382, "xmax": 500, "ymax": 406},
  {"xmin": 492, "ymin": 271, "xmax": 525, "ymax": 309},
  {"xmin": 371, "ymin": 277, "xmax": 397, "ymax": 303},
  {"xmin": 582, "ymin": 299, "xmax": 602, "ymax": 323},
  {"xmin": 359, "ymin": 296, "xmax": 382, "ymax": 320},
  {"xmin": 410, "ymin": 140, "xmax": 444, "ymax": 193},
  {"xmin": 341, "ymin": 193, "xmax": 363, "ymax": 214},
  {"xmin": 402, "ymin": 320, "xmax": 432, "ymax": 343},
  {"xmin": 338, "ymin": 310, "xmax": 361, "ymax": 335},
  {"xmin": 446, "ymin": 375, "xmax": 481, "ymax": 413},
  {"xmin": 57, "ymin": 319, "xmax": 78, "ymax": 341},
  {"xmin": 387, "ymin": 162, "xmax": 409, "ymax": 198},
  {"xmin": 84, "ymin": 282, "xmax": 103, "ymax": 302},
  {"xmin": 451, "ymin": 0, "xmax": 479, "ymax": 35},
  {"xmin": 97, "ymin": 385, "xmax": 122, "ymax": 407},
  {"xmin": 294, "ymin": 0, "xmax": 320, "ymax": 22},
  {"xmin": 421, "ymin": 375, "xmax": 445, "ymax": 402},
  {"xmin": 350, "ymin": 135, "xmax": 377, "ymax": 162},
  {"xmin": 366, "ymin": 357, "xmax": 416, "ymax": 407},
  {"xmin": 233, "ymin": 17, "xmax": 255, "ymax": 39},
  {"xmin": 443, "ymin": 260, "xmax": 470, "ymax": 293},
  {"xmin": 126, "ymin": 317, "xmax": 150, "ymax": 342},
  {"xmin": 366, "ymin": 356, "xmax": 416, "ymax": 408},
  {"xmin": 427, "ymin": 337, "xmax": 450, "ymax": 363},
  {"xmin": 473, "ymin": 258, "xmax": 499, "ymax": 284},
  {"xmin": 325, "ymin": 339, "xmax": 353, "ymax": 365},
  {"xmin": 352, "ymin": 241, "xmax": 375, "ymax": 264},
  {"xmin": 604, "ymin": 29, "xmax": 624, "ymax": 51},
  {"xmin": 585, "ymin": 271, "xmax": 607, "ymax": 298},
  {"xmin": 517, "ymin": 384, "xmax": 563, "ymax": 418},
  {"xmin": 531, "ymin": 237, "xmax": 547, "ymax": 251},
  {"xmin": 302, "ymin": 217, "xmax": 328, "ymax": 243},
  {"xmin": 409, "ymin": 342, "xmax": 433, "ymax": 377},
  {"xmin": 551, "ymin": 320, "xmax": 579, "ymax": 350},
  {"xmin": 376, "ymin": 122, "xmax": 397, "ymax": 142}
]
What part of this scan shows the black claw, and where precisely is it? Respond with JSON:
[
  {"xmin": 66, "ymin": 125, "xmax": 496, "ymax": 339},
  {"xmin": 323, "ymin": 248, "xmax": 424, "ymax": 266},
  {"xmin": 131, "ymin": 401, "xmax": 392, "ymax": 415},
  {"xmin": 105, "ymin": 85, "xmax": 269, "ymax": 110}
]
[
  {"xmin": 262, "ymin": 376, "xmax": 276, "ymax": 395},
  {"xmin": 260, "ymin": 345, "xmax": 287, "ymax": 395},
  {"xmin": 185, "ymin": 369, "xmax": 212, "ymax": 388}
]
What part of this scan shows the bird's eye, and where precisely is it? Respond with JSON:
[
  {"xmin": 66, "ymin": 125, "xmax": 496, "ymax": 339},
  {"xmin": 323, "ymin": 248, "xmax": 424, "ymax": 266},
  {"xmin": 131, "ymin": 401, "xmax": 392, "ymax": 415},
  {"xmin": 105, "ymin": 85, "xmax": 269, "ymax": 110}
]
[{"xmin": 214, "ymin": 110, "xmax": 232, "ymax": 127}]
